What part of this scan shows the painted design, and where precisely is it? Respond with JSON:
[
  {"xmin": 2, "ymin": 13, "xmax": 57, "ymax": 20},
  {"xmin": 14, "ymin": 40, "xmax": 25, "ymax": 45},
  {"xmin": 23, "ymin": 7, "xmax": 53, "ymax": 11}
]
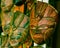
[{"xmin": 0, "ymin": 0, "xmax": 58, "ymax": 48}]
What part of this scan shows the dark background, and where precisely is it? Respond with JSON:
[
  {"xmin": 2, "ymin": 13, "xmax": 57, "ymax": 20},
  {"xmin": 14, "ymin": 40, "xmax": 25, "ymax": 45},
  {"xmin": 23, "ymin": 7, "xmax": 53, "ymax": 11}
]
[{"xmin": 49, "ymin": 0, "xmax": 60, "ymax": 48}]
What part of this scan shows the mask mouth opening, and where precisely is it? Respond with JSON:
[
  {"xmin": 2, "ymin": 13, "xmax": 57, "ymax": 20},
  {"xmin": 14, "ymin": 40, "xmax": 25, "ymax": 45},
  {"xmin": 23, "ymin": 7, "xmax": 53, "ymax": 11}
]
[{"xmin": 10, "ymin": 40, "xmax": 19, "ymax": 46}]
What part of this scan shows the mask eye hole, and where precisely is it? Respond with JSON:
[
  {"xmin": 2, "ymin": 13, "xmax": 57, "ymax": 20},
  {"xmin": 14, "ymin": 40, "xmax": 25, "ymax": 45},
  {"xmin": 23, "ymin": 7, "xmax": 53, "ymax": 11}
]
[{"xmin": 27, "ymin": 3, "xmax": 31, "ymax": 10}]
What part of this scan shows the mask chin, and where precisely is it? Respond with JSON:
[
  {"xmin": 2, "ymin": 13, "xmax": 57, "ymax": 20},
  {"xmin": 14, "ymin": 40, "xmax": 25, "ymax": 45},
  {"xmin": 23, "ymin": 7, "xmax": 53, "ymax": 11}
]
[{"xmin": 10, "ymin": 41, "xmax": 19, "ymax": 46}]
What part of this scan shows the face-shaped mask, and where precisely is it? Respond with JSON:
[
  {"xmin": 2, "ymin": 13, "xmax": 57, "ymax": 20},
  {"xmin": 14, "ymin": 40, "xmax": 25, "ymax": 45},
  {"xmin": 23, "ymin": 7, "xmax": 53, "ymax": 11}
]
[
  {"xmin": 9, "ymin": 11, "xmax": 29, "ymax": 46},
  {"xmin": 30, "ymin": 1, "xmax": 58, "ymax": 44},
  {"xmin": 1, "ymin": 0, "xmax": 13, "ymax": 12}
]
